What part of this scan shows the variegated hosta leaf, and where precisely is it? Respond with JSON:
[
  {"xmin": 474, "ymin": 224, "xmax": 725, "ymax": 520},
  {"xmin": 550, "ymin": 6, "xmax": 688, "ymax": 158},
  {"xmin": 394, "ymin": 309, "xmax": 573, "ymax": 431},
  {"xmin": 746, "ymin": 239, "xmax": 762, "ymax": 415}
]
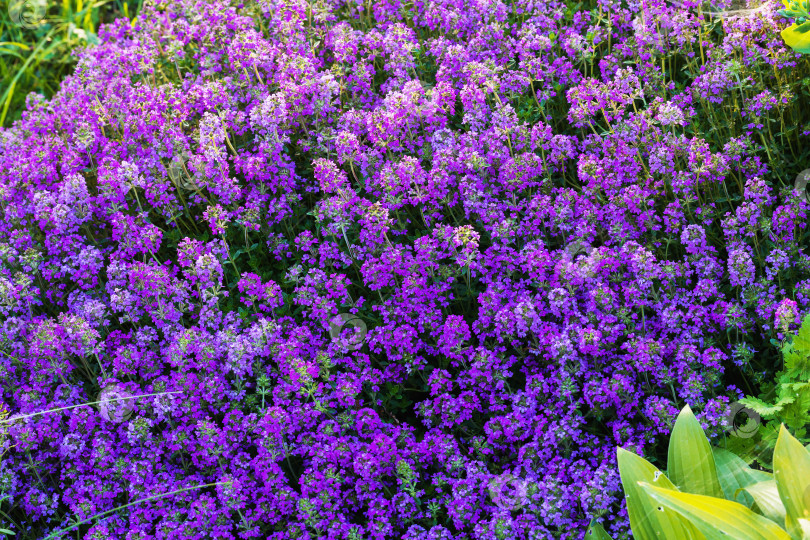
[
  {"xmin": 713, "ymin": 447, "xmax": 771, "ymax": 507},
  {"xmin": 642, "ymin": 483, "xmax": 792, "ymax": 540},
  {"xmin": 667, "ymin": 405, "xmax": 724, "ymax": 499},
  {"xmin": 617, "ymin": 448, "xmax": 704, "ymax": 540},
  {"xmin": 585, "ymin": 520, "xmax": 614, "ymax": 540},
  {"xmin": 772, "ymin": 425, "xmax": 810, "ymax": 539},
  {"xmin": 739, "ymin": 480, "xmax": 786, "ymax": 526},
  {"xmin": 781, "ymin": 22, "xmax": 810, "ymax": 54}
]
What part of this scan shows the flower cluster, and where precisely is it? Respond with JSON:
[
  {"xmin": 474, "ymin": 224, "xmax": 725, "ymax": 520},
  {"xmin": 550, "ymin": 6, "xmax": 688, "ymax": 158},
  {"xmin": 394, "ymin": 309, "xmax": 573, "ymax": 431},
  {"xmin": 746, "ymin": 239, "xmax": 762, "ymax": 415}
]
[{"xmin": 1, "ymin": 0, "xmax": 809, "ymax": 538}]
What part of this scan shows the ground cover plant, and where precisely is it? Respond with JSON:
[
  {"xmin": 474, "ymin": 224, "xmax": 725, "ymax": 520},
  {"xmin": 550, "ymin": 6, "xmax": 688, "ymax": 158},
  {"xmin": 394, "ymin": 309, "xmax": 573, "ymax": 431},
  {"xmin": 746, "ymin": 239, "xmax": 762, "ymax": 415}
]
[{"xmin": 2, "ymin": 0, "xmax": 810, "ymax": 537}]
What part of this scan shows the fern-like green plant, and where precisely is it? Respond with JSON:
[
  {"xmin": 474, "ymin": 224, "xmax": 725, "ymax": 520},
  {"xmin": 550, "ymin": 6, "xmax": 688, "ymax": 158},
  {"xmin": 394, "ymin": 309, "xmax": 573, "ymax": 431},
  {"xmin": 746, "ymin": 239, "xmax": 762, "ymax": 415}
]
[
  {"xmin": 727, "ymin": 313, "xmax": 810, "ymax": 468},
  {"xmin": 587, "ymin": 406, "xmax": 810, "ymax": 539}
]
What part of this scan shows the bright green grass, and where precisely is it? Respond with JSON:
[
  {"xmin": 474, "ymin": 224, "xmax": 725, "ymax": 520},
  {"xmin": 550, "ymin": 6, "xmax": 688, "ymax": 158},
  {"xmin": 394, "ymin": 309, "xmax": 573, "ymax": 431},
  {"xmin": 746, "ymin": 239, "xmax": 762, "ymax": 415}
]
[{"xmin": 0, "ymin": 0, "xmax": 143, "ymax": 128}]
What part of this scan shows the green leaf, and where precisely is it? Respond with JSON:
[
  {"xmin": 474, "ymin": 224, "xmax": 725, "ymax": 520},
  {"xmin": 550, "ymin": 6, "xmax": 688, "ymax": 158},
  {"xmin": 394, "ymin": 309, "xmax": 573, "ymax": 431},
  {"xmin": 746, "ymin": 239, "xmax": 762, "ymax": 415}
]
[
  {"xmin": 668, "ymin": 405, "xmax": 724, "ymax": 499},
  {"xmin": 792, "ymin": 314, "xmax": 810, "ymax": 351},
  {"xmin": 713, "ymin": 447, "xmax": 771, "ymax": 507},
  {"xmin": 797, "ymin": 519, "xmax": 810, "ymax": 538},
  {"xmin": 739, "ymin": 480, "xmax": 786, "ymax": 525},
  {"xmin": 642, "ymin": 483, "xmax": 793, "ymax": 540},
  {"xmin": 616, "ymin": 448, "xmax": 703, "ymax": 540},
  {"xmin": 739, "ymin": 396, "xmax": 784, "ymax": 417},
  {"xmin": 584, "ymin": 520, "xmax": 613, "ymax": 540},
  {"xmin": 0, "ymin": 530, "xmax": 14, "ymax": 536},
  {"xmin": 782, "ymin": 23, "xmax": 810, "ymax": 53},
  {"xmin": 0, "ymin": 42, "xmax": 30, "ymax": 51},
  {"xmin": 772, "ymin": 425, "xmax": 810, "ymax": 538}
]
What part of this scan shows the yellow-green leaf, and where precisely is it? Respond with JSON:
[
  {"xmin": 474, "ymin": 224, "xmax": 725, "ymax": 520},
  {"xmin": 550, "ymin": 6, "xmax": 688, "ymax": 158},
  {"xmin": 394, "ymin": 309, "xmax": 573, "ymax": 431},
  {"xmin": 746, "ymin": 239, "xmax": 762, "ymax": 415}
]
[
  {"xmin": 585, "ymin": 520, "xmax": 613, "ymax": 540},
  {"xmin": 617, "ymin": 447, "xmax": 704, "ymax": 540},
  {"xmin": 782, "ymin": 23, "xmax": 810, "ymax": 54},
  {"xmin": 713, "ymin": 447, "xmax": 771, "ymax": 507},
  {"xmin": 772, "ymin": 425, "xmax": 810, "ymax": 538},
  {"xmin": 668, "ymin": 405, "xmax": 724, "ymax": 498},
  {"xmin": 0, "ymin": 42, "xmax": 31, "ymax": 50},
  {"xmin": 739, "ymin": 480, "xmax": 786, "ymax": 526},
  {"xmin": 797, "ymin": 519, "xmax": 810, "ymax": 538},
  {"xmin": 642, "ymin": 483, "xmax": 793, "ymax": 540}
]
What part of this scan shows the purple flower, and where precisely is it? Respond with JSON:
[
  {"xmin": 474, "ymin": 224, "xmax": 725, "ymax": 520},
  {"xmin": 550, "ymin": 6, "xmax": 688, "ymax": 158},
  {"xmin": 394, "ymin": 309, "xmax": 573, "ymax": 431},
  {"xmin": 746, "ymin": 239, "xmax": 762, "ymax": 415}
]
[
  {"xmin": 728, "ymin": 244, "xmax": 755, "ymax": 287},
  {"xmin": 775, "ymin": 299, "xmax": 799, "ymax": 335}
]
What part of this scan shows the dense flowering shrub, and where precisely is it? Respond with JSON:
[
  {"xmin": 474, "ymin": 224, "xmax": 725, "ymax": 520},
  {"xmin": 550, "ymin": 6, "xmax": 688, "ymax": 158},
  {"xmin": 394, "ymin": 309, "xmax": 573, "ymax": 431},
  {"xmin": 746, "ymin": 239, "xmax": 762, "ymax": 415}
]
[{"xmin": 1, "ymin": 0, "xmax": 810, "ymax": 538}]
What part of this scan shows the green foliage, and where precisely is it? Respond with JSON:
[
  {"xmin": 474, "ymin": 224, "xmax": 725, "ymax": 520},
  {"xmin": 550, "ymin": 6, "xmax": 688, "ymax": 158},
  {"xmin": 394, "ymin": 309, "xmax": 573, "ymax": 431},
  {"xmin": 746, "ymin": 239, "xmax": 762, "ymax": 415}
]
[
  {"xmin": 616, "ymin": 444, "xmax": 703, "ymax": 540},
  {"xmin": 729, "ymin": 314, "xmax": 810, "ymax": 469},
  {"xmin": 611, "ymin": 406, "xmax": 810, "ymax": 540},
  {"xmin": 779, "ymin": 0, "xmax": 810, "ymax": 21},
  {"xmin": 780, "ymin": 0, "xmax": 810, "ymax": 52},
  {"xmin": 584, "ymin": 521, "xmax": 613, "ymax": 540},
  {"xmin": 667, "ymin": 406, "xmax": 724, "ymax": 499},
  {"xmin": 0, "ymin": 0, "xmax": 142, "ymax": 127},
  {"xmin": 712, "ymin": 447, "xmax": 771, "ymax": 507}
]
